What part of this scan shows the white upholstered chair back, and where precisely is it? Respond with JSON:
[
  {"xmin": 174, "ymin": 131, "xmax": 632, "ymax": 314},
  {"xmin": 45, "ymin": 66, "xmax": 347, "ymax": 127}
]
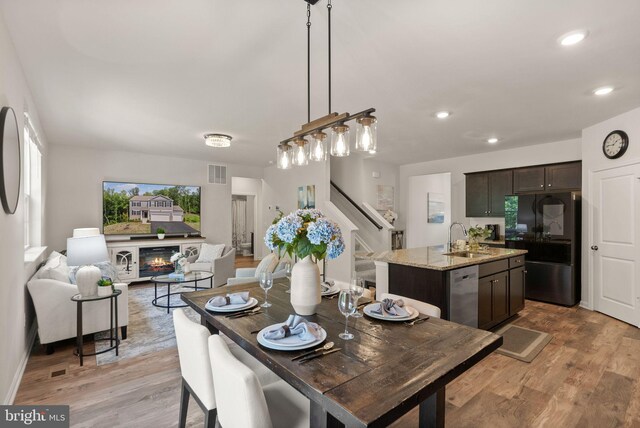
[
  {"xmin": 173, "ymin": 309, "xmax": 216, "ymax": 410},
  {"xmin": 381, "ymin": 292, "xmax": 441, "ymax": 318},
  {"xmin": 208, "ymin": 334, "xmax": 273, "ymax": 428}
]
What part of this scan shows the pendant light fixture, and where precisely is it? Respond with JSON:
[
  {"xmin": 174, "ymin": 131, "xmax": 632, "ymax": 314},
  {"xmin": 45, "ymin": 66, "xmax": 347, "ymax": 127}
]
[{"xmin": 276, "ymin": 0, "xmax": 378, "ymax": 169}]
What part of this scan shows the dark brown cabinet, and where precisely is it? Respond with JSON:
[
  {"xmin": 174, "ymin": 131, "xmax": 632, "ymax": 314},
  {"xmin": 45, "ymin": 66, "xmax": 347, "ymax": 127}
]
[
  {"xmin": 465, "ymin": 170, "xmax": 513, "ymax": 217},
  {"xmin": 513, "ymin": 162, "xmax": 581, "ymax": 193},
  {"xmin": 478, "ymin": 270, "xmax": 509, "ymax": 330},
  {"xmin": 509, "ymin": 266, "xmax": 525, "ymax": 316}
]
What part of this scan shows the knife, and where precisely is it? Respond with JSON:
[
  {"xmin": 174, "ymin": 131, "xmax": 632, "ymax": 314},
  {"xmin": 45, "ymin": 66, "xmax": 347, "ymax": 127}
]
[
  {"xmin": 228, "ymin": 309, "xmax": 262, "ymax": 319},
  {"xmin": 225, "ymin": 307, "xmax": 259, "ymax": 318},
  {"xmin": 298, "ymin": 348, "xmax": 341, "ymax": 364}
]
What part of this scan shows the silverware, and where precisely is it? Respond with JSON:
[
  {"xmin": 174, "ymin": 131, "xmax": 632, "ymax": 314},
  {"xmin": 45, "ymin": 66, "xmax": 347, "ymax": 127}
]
[
  {"xmin": 225, "ymin": 307, "xmax": 260, "ymax": 318},
  {"xmin": 405, "ymin": 316, "xmax": 429, "ymax": 326},
  {"xmin": 228, "ymin": 309, "xmax": 262, "ymax": 319},
  {"xmin": 323, "ymin": 294, "xmax": 338, "ymax": 300},
  {"xmin": 291, "ymin": 342, "xmax": 335, "ymax": 361},
  {"xmin": 357, "ymin": 300, "xmax": 373, "ymax": 308},
  {"xmin": 298, "ymin": 348, "xmax": 341, "ymax": 364}
]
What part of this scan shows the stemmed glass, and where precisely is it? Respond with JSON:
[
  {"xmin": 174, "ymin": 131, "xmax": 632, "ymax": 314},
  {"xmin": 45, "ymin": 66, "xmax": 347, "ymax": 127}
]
[
  {"xmin": 284, "ymin": 261, "xmax": 292, "ymax": 294},
  {"xmin": 349, "ymin": 276, "xmax": 364, "ymax": 318},
  {"xmin": 338, "ymin": 290, "xmax": 356, "ymax": 340},
  {"xmin": 260, "ymin": 272, "xmax": 273, "ymax": 308}
]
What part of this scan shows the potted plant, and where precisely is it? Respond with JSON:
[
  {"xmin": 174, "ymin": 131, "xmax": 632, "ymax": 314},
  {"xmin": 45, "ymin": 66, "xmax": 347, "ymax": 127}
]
[
  {"xmin": 264, "ymin": 209, "xmax": 344, "ymax": 315},
  {"xmin": 97, "ymin": 277, "xmax": 113, "ymax": 297},
  {"xmin": 468, "ymin": 225, "xmax": 491, "ymax": 252},
  {"xmin": 157, "ymin": 227, "xmax": 165, "ymax": 240}
]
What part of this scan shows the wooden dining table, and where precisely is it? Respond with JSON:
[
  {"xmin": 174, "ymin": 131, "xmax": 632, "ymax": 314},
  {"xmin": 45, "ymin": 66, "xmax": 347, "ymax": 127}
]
[{"xmin": 181, "ymin": 279, "xmax": 502, "ymax": 428}]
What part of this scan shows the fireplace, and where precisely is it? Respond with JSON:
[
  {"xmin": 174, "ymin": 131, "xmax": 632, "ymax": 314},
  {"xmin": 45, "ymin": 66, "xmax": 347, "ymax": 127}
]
[{"xmin": 139, "ymin": 246, "xmax": 180, "ymax": 277}]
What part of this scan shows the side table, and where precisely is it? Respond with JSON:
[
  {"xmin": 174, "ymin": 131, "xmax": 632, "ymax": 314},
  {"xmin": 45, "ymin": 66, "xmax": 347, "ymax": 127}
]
[{"xmin": 71, "ymin": 289, "xmax": 121, "ymax": 366}]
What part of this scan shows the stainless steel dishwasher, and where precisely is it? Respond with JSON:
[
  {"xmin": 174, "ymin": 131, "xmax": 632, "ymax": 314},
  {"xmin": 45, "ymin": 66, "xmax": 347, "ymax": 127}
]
[{"xmin": 449, "ymin": 265, "xmax": 479, "ymax": 328}]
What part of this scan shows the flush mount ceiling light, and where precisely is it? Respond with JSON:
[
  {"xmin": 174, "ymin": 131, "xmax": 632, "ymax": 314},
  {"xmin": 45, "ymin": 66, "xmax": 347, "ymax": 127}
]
[
  {"xmin": 487, "ymin": 137, "xmax": 499, "ymax": 144},
  {"xmin": 204, "ymin": 133, "xmax": 232, "ymax": 148},
  {"xmin": 276, "ymin": 0, "xmax": 377, "ymax": 169},
  {"xmin": 593, "ymin": 86, "xmax": 614, "ymax": 96},
  {"xmin": 435, "ymin": 111, "xmax": 450, "ymax": 119},
  {"xmin": 558, "ymin": 30, "xmax": 588, "ymax": 46}
]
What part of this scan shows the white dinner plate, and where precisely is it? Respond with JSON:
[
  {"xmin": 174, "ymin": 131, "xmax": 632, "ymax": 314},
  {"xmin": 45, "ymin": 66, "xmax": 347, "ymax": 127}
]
[
  {"xmin": 321, "ymin": 284, "xmax": 340, "ymax": 296},
  {"xmin": 257, "ymin": 324, "xmax": 327, "ymax": 351},
  {"xmin": 205, "ymin": 297, "xmax": 258, "ymax": 313},
  {"xmin": 363, "ymin": 304, "xmax": 419, "ymax": 321}
]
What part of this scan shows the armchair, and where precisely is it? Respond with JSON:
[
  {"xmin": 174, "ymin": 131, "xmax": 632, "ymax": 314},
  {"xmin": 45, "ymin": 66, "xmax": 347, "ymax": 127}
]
[{"xmin": 188, "ymin": 247, "xmax": 236, "ymax": 288}]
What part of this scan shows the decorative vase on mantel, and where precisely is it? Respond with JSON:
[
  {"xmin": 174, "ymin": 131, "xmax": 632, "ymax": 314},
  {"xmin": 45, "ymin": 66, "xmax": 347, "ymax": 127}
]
[{"xmin": 289, "ymin": 256, "xmax": 322, "ymax": 316}]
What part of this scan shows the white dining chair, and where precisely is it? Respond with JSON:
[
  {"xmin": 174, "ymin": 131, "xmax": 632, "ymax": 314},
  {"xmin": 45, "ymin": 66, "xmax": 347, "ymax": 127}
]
[
  {"xmin": 172, "ymin": 309, "xmax": 281, "ymax": 428},
  {"xmin": 208, "ymin": 334, "xmax": 310, "ymax": 428},
  {"xmin": 380, "ymin": 292, "xmax": 441, "ymax": 318}
]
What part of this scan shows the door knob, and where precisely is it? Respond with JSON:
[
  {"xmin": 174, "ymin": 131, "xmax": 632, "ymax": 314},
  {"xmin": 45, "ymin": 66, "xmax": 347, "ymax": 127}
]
[{"xmin": 591, "ymin": 245, "xmax": 598, "ymax": 251}]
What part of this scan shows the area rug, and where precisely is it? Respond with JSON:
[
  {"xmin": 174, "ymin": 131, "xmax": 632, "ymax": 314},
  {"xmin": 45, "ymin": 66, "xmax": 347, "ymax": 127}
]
[
  {"xmin": 492, "ymin": 324, "xmax": 552, "ymax": 363},
  {"xmin": 94, "ymin": 283, "xmax": 200, "ymax": 365}
]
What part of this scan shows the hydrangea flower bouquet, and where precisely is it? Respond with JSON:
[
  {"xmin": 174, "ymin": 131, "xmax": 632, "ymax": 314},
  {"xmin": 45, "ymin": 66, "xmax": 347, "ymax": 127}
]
[
  {"xmin": 264, "ymin": 209, "xmax": 345, "ymax": 261},
  {"xmin": 264, "ymin": 209, "xmax": 344, "ymax": 315}
]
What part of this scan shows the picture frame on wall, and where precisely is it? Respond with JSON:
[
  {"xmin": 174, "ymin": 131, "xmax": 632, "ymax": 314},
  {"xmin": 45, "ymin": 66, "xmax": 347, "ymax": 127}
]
[
  {"xmin": 376, "ymin": 185, "xmax": 394, "ymax": 211},
  {"xmin": 428, "ymin": 192, "xmax": 445, "ymax": 223},
  {"xmin": 298, "ymin": 185, "xmax": 316, "ymax": 209}
]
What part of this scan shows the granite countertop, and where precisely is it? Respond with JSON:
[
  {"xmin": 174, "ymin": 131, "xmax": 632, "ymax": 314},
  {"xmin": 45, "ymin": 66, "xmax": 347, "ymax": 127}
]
[{"xmin": 356, "ymin": 245, "xmax": 527, "ymax": 271}]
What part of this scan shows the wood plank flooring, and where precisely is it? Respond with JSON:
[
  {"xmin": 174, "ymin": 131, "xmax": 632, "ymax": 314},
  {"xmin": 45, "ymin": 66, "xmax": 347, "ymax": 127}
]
[{"xmin": 15, "ymin": 291, "xmax": 640, "ymax": 427}]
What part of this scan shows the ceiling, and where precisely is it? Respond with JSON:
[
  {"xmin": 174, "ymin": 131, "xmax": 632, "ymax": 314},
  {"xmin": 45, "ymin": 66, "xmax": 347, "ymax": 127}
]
[{"xmin": 1, "ymin": 0, "xmax": 639, "ymax": 166}]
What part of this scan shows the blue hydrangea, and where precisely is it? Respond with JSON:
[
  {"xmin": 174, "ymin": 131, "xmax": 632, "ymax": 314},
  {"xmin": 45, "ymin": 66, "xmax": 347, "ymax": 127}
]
[
  {"xmin": 295, "ymin": 208, "xmax": 324, "ymax": 220},
  {"xmin": 327, "ymin": 236, "xmax": 345, "ymax": 259},
  {"xmin": 276, "ymin": 213, "xmax": 303, "ymax": 243},
  {"xmin": 264, "ymin": 224, "xmax": 278, "ymax": 250},
  {"xmin": 307, "ymin": 218, "xmax": 339, "ymax": 245}
]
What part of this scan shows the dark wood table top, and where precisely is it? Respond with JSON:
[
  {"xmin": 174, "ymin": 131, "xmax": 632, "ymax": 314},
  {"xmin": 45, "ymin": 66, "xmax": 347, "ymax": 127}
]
[{"xmin": 181, "ymin": 279, "xmax": 502, "ymax": 427}]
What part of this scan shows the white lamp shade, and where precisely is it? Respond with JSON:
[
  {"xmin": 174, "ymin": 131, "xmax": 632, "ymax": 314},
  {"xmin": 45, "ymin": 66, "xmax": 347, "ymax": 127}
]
[
  {"xmin": 73, "ymin": 227, "xmax": 100, "ymax": 238},
  {"xmin": 66, "ymin": 235, "xmax": 110, "ymax": 266}
]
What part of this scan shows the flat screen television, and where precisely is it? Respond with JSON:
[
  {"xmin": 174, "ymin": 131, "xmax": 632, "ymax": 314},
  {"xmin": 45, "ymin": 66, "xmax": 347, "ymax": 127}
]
[{"xmin": 102, "ymin": 181, "xmax": 201, "ymax": 236}]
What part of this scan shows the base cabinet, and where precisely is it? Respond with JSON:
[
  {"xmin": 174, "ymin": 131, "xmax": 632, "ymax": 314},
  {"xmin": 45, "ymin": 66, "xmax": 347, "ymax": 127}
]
[
  {"xmin": 478, "ymin": 256, "xmax": 525, "ymax": 330},
  {"xmin": 509, "ymin": 266, "xmax": 526, "ymax": 316}
]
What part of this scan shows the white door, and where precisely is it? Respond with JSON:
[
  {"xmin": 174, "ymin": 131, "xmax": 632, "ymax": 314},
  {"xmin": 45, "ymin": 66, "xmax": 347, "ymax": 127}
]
[{"xmin": 592, "ymin": 163, "xmax": 640, "ymax": 326}]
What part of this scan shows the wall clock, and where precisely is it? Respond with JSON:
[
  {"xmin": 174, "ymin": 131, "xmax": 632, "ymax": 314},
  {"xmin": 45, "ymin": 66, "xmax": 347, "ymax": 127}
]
[{"xmin": 602, "ymin": 130, "xmax": 629, "ymax": 159}]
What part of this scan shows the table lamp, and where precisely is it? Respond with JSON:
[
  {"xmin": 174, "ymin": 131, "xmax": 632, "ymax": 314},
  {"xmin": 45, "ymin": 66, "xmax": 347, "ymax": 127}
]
[{"xmin": 67, "ymin": 234, "xmax": 110, "ymax": 297}]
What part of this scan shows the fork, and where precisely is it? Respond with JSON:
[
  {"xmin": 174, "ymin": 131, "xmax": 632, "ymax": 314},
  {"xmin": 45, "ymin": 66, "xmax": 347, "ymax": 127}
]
[{"xmin": 405, "ymin": 316, "xmax": 429, "ymax": 326}]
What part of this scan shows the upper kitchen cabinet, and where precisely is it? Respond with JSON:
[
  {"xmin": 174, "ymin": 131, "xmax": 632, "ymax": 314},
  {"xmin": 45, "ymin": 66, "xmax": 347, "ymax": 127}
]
[
  {"xmin": 513, "ymin": 162, "xmax": 581, "ymax": 193},
  {"xmin": 465, "ymin": 170, "xmax": 513, "ymax": 217}
]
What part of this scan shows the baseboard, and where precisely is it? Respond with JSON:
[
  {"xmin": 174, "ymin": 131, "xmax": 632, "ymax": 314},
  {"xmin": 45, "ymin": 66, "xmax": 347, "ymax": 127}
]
[
  {"xmin": 579, "ymin": 300, "xmax": 593, "ymax": 311},
  {"xmin": 3, "ymin": 321, "xmax": 37, "ymax": 405}
]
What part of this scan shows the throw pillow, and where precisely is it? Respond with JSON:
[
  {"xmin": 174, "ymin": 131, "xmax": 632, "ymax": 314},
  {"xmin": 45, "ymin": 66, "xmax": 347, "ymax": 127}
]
[
  {"xmin": 196, "ymin": 243, "xmax": 225, "ymax": 263},
  {"xmin": 69, "ymin": 261, "xmax": 119, "ymax": 284},
  {"xmin": 36, "ymin": 251, "xmax": 71, "ymax": 283},
  {"xmin": 254, "ymin": 253, "xmax": 280, "ymax": 277}
]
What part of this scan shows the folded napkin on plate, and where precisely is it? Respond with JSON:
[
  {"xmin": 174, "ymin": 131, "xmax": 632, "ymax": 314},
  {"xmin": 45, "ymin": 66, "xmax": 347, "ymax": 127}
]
[
  {"xmin": 208, "ymin": 292, "xmax": 250, "ymax": 307},
  {"xmin": 321, "ymin": 281, "xmax": 335, "ymax": 292},
  {"xmin": 263, "ymin": 315, "xmax": 321, "ymax": 341},
  {"xmin": 370, "ymin": 298, "xmax": 409, "ymax": 317}
]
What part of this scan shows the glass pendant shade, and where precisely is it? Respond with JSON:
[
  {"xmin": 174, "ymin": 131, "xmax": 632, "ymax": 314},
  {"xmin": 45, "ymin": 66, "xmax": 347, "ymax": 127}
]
[
  {"xmin": 292, "ymin": 137, "xmax": 309, "ymax": 166},
  {"xmin": 330, "ymin": 124, "xmax": 350, "ymax": 157},
  {"xmin": 309, "ymin": 131, "xmax": 328, "ymax": 162},
  {"xmin": 355, "ymin": 116, "xmax": 377, "ymax": 153},
  {"xmin": 276, "ymin": 144, "xmax": 292, "ymax": 169}
]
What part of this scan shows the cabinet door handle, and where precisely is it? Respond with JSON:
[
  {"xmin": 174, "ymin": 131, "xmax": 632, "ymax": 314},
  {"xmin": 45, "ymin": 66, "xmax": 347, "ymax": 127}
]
[
  {"xmin": 540, "ymin": 184, "xmax": 544, "ymax": 187},
  {"xmin": 548, "ymin": 183, "xmax": 552, "ymax": 187}
]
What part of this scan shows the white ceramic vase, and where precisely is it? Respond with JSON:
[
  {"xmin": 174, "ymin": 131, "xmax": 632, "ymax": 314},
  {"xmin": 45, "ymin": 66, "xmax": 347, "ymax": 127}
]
[
  {"xmin": 76, "ymin": 265, "xmax": 101, "ymax": 297},
  {"xmin": 290, "ymin": 255, "xmax": 321, "ymax": 316}
]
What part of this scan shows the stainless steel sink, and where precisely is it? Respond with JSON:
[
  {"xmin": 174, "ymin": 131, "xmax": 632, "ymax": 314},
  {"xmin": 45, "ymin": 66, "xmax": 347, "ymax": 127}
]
[{"xmin": 444, "ymin": 251, "xmax": 490, "ymax": 258}]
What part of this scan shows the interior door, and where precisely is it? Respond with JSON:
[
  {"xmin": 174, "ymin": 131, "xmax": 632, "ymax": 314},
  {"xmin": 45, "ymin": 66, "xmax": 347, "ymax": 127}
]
[{"xmin": 592, "ymin": 164, "xmax": 640, "ymax": 326}]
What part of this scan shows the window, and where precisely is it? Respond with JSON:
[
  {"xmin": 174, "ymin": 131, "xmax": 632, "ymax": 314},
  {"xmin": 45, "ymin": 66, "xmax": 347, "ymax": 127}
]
[{"xmin": 24, "ymin": 113, "xmax": 43, "ymax": 249}]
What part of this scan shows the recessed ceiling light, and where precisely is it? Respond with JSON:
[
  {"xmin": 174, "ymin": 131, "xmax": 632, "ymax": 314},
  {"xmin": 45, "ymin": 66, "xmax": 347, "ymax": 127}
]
[
  {"xmin": 487, "ymin": 137, "xmax": 499, "ymax": 144},
  {"xmin": 558, "ymin": 30, "xmax": 588, "ymax": 46},
  {"xmin": 593, "ymin": 86, "xmax": 614, "ymax": 96},
  {"xmin": 435, "ymin": 111, "xmax": 450, "ymax": 119}
]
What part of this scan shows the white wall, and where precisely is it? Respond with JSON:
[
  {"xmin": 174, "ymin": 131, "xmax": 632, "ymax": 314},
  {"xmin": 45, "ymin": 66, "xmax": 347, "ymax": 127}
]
[
  {"xmin": 580, "ymin": 106, "xmax": 640, "ymax": 309},
  {"xmin": 406, "ymin": 173, "xmax": 451, "ymax": 248},
  {"xmin": 0, "ymin": 11, "xmax": 48, "ymax": 404},
  {"xmin": 398, "ymin": 138, "xmax": 582, "ymax": 236},
  {"xmin": 330, "ymin": 154, "xmax": 399, "ymax": 212},
  {"xmin": 46, "ymin": 144, "xmax": 263, "ymax": 251}
]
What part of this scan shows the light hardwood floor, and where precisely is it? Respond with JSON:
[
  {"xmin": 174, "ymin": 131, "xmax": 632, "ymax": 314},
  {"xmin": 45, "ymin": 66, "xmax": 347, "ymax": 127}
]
[{"xmin": 15, "ymin": 290, "xmax": 640, "ymax": 427}]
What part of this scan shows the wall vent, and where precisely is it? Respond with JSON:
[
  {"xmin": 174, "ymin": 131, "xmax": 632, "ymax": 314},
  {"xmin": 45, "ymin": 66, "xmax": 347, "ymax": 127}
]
[{"xmin": 208, "ymin": 164, "xmax": 227, "ymax": 185}]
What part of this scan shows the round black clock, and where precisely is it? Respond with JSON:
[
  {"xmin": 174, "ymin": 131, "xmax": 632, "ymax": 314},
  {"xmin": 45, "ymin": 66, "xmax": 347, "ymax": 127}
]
[{"xmin": 602, "ymin": 130, "xmax": 629, "ymax": 159}]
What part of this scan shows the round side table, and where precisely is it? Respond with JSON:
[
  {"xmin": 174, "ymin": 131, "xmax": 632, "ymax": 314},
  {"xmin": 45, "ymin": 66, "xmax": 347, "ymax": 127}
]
[{"xmin": 71, "ymin": 289, "xmax": 121, "ymax": 366}]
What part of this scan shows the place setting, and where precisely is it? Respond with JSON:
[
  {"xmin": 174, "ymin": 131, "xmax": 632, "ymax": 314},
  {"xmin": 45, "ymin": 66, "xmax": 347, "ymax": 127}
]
[
  {"xmin": 362, "ymin": 298, "xmax": 430, "ymax": 326},
  {"xmin": 204, "ymin": 291, "xmax": 261, "ymax": 319},
  {"xmin": 320, "ymin": 280, "xmax": 340, "ymax": 299}
]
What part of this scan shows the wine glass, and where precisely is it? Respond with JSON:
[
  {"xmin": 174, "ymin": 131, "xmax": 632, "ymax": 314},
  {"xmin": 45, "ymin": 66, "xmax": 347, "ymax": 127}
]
[
  {"xmin": 284, "ymin": 261, "xmax": 292, "ymax": 294},
  {"xmin": 349, "ymin": 276, "xmax": 364, "ymax": 318},
  {"xmin": 260, "ymin": 272, "xmax": 273, "ymax": 308},
  {"xmin": 338, "ymin": 290, "xmax": 356, "ymax": 340}
]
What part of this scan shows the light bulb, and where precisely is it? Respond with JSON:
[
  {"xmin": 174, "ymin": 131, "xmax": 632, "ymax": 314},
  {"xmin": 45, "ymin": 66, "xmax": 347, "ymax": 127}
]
[
  {"xmin": 355, "ymin": 116, "xmax": 377, "ymax": 153},
  {"xmin": 292, "ymin": 137, "xmax": 309, "ymax": 166},
  {"xmin": 331, "ymin": 124, "xmax": 350, "ymax": 157},
  {"xmin": 276, "ymin": 144, "xmax": 292, "ymax": 169},
  {"xmin": 310, "ymin": 131, "xmax": 327, "ymax": 162}
]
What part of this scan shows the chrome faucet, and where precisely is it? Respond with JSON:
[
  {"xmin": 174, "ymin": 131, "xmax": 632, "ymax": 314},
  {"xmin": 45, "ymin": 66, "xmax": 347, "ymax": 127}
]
[{"xmin": 448, "ymin": 222, "xmax": 468, "ymax": 251}]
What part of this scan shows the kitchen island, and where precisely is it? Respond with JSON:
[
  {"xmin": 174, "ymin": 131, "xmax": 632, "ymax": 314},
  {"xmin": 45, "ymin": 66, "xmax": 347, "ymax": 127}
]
[{"xmin": 357, "ymin": 245, "xmax": 528, "ymax": 330}]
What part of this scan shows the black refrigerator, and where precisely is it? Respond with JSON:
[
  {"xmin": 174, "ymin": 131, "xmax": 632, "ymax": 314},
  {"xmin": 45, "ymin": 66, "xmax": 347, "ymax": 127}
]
[{"xmin": 504, "ymin": 192, "xmax": 581, "ymax": 306}]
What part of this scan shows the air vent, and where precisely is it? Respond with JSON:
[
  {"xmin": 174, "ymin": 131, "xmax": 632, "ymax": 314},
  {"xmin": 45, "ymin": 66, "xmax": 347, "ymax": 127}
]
[{"xmin": 208, "ymin": 164, "xmax": 227, "ymax": 185}]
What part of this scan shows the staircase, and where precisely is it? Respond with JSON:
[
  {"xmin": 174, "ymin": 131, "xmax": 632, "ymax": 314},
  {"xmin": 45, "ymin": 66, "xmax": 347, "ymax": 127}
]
[{"xmin": 354, "ymin": 235, "xmax": 376, "ymax": 286}]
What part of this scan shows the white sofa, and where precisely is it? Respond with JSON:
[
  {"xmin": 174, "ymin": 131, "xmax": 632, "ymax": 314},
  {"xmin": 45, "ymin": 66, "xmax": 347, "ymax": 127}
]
[
  {"xmin": 187, "ymin": 247, "xmax": 236, "ymax": 288},
  {"xmin": 27, "ymin": 252, "xmax": 129, "ymax": 354}
]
